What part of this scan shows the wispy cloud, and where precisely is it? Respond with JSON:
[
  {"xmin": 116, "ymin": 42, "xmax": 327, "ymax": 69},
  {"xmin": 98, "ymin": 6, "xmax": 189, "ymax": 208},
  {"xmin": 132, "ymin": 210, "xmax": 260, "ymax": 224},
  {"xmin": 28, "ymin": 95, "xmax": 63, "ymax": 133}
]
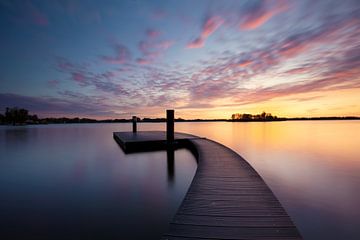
[
  {"xmin": 136, "ymin": 58, "xmax": 150, "ymax": 65},
  {"xmin": 71, "ymin": 72, "xmax": 87, "ymax": 85},
  {"xmin": 2, "ymin": 0, "xmax": 359, "ymax": 118},
  {"xmin": 55, "ymin": 57, "xmax": 130, "ymax": 96},
  {"xmin": 136, "ymin": 29, "xmax": 174, "ymax": 64},
  {"xmin": 235, "ymin": 70, "xmax": 360, "ymax": 105},
  {"xmin": 187, "ymin": 16, "xmax": 224, "ymax": 48},
  {"xmin": 51, "ymin": 5, "xmax": 360, "ymax": 113},
  {"xmin": 181, "ymin": 15, "xmax": 360, "ymax": 106},
  {"xmin": 101, "ymin": 43, "xmax": 131, "ymax": 64},
  {"xmin": 146, "ymin": 29, "xmax": 161, "ymax": 38},
  {"xmin": 240, "ymin": 0, "xmax": 288, "ymax": 30},
  {"xmin": 289, "ymin": 95, "xmax": 323, "ymax": 102}
]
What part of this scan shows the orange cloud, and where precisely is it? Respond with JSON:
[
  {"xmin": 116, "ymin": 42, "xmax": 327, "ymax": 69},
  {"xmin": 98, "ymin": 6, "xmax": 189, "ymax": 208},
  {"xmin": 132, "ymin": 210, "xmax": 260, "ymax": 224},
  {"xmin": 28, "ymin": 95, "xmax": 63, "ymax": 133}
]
[{"xmin": 238, "ymin": 59, "xmax": 253, "ymax": 68}]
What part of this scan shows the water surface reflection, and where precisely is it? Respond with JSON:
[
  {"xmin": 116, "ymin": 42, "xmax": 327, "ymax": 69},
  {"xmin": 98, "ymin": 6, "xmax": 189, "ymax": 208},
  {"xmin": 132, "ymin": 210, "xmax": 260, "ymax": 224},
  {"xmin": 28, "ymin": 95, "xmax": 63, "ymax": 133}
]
[
  {"xmin": 174, "ymin": 121, "xmax": 360, "ymax": 240},
  {"xmin": 167, "ymin": 148, "xmax": 175, "ymax": 184},
  {"xmin": 0, "ymin": 124, "xmax": 197, "ymax": 240},
  {"xmin": 1, "ymin": 121, "xmax": 359, "ymax": 240}
]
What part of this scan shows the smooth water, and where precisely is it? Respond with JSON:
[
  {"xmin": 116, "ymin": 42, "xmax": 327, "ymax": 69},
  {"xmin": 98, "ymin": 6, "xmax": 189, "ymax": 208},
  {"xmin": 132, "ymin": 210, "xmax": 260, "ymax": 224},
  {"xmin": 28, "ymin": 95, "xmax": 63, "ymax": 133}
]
[
  {"xmin": 1, "ymin": 121, "xmax": 360, "ymax": 240},
  {"xmin": 175, "ymin": 121, "xmax": 360, "ymax": 240},
  {"xmin": 0, "ymin": 124, "xmax": 197, "ymax": 240}
]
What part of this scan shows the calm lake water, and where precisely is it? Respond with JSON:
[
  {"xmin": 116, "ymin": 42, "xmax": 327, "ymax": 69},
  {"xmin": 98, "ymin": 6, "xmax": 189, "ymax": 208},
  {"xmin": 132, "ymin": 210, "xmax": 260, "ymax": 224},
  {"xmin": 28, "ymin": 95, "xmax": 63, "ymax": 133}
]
[{"xmin": 1, "ymin": 121, "xmax": 360, "ymax": 239}]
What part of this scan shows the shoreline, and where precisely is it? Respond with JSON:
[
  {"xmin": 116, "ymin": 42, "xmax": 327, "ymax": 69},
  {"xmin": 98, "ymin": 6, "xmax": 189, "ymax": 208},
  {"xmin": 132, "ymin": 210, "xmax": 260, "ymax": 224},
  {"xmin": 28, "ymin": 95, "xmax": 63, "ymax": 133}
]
[{"xmin": 1, "ymin": 117, "xmax": 360, "ymax": 126}]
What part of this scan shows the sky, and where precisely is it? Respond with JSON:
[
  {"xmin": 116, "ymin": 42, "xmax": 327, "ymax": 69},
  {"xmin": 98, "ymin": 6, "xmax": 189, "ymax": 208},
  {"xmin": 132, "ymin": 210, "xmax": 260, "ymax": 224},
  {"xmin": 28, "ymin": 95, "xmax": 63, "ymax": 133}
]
[{"xmin": 0, "ymin": 0, "xmax": 359, "ymax": 119}]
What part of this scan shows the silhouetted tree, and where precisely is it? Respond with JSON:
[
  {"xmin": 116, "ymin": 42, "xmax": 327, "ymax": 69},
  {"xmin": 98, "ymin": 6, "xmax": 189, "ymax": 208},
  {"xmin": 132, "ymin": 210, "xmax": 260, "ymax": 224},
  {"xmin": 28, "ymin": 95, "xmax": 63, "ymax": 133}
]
[
  {"xmin": 30, "ymin": 114, "xmax": 39, "ymax": 122},
  {"xmin": 242, "ymin": 114, "xmax": 252, "ymax": 120},
  {"xmin": 5, "ymin": 107, "xmax": 10, "ymax": 122},
  {"xmin": 265, "ymin": 113, "xmax": 273, "ymax": 120},
  {"xmin": 4, "ymin": 107, "xmax": 29, "ymax": 125},
  {"xmin": 260, "ymin": 111, "xmax": 266, "ymax": 119},
  {"xmin": 231, "ymin": 111, "xmax": 278, "ymax": 121}
]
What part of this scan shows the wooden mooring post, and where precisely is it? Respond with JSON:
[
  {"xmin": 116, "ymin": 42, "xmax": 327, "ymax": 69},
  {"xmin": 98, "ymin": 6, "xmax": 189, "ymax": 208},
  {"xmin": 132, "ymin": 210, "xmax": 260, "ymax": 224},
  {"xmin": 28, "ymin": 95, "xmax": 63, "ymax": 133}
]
[
  {"xmin": 166, "ymin": 110, "xmax": 174, "ymax": 144},
  {"xmin": 132, "ymin": 116, "xmax": 137, "ymax": 133}
]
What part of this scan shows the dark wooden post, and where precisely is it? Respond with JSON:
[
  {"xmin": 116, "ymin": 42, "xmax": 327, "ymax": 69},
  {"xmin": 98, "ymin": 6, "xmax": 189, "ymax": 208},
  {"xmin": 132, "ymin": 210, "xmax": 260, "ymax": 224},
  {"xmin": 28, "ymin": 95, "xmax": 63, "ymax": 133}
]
[
  {"xmin": 132, "ymin": 116, "xmax": 137, "ymax": 133},
  {"xmin": 167, "ymin": 110, "xmax": 174, "ymax": 143}
]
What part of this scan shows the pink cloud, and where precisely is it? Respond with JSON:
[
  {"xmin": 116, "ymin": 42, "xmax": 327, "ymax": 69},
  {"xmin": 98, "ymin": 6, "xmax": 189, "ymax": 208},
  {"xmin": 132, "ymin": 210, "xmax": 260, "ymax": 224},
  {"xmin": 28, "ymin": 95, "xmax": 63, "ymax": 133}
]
[
  {"xmin": 247, "ymin": 70, "xmax": 360, "ymax": 103},
  {"xmin": 187, "ymin": 38, "xmax": 204, "ymax": 49},
  {"xmin": 136, "ymin": 58, "xmax": 150, "ymax": 65},
  {"xmin": 68, "ymin": 70, "xmax": 130, "ymax": 95},
  {"xmin": 72, "ymin": 72, "xmax": 86, "ymax": 83},
  {"xmin": 240, "ymin": 1, "xmax": 288, "ymax": 30},
  {"xmin": 202, "ymin": 16, "xmax": 224, "ymax": 37},
  {"xmin": 146, "ymin": 29, "xmax": 161, "ymax": 38},
  {"xmin": 187, "ymin": 16, "xmax": 224, "ymax": 49},
  {"xmin": 238, "ymin": 59, "xmax": 253, "ymax": 68},
  {"xmin": 139, "ymin": 39, "xmax": 174, "ymax": 54},
  {"xmin": 232, "ymin": 49, "xmax": 360, "ymax": 105},
  {"xmin": 241, "ymin": 10, "xmax": 277, "ymax": 30},
  {"xmin": 276, "ymin": 20, "xmax": 355, "ymax": 60},
  {"xmin": 284, "ymin": 67, "xmax": 312, "ymax": 75},
  {"xmin": 101, "ymin": 71, "xmax": 116, "ymax": 79},
  {"xmin": 183, "ymin": 18, "xmax": 360, "ymax": 105},
  {"xmin": 101, "ymin": 44, "xmax": 131, "ymax": 64},
  {"xmin": 278, "ymin": 40, "xmax": 309, "ymax": 58},
  {"xmin": 137, "ymin": 30, "xmax": 175, "ymax": 64},
  {"xmin": 57, "ymin": 58, "xmax": 74, "ymax": 71}
]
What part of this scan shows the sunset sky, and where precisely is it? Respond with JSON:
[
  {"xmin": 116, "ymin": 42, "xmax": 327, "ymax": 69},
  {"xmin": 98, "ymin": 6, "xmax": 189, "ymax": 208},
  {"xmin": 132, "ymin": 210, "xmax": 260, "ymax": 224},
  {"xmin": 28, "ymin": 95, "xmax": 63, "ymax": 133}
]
[{"xmin": 0, "ymin": 0, "xmax": 359, "ymax": 119}]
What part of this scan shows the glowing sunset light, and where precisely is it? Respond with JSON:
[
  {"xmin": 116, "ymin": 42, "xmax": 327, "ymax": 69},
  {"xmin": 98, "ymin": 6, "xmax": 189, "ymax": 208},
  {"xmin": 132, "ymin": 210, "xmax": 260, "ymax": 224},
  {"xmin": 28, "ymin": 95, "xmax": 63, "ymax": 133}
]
[{"xmin": 0, "ymin": 0, "xmax": 359, "ymax": 119}]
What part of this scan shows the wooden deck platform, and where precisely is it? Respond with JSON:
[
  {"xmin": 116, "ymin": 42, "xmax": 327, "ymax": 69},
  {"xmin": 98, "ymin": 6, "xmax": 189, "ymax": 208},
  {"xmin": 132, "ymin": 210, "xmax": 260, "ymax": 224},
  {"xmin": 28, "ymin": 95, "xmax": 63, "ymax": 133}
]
[{"xmin": 113, "ymin": 131, "xmax": 302, "ymax": 240}]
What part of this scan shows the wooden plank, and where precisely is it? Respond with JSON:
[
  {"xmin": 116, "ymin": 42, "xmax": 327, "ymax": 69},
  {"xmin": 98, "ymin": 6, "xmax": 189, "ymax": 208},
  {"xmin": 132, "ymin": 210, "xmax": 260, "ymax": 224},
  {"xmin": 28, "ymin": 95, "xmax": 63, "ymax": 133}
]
[
  {"xmin": 113, "ymin": 131, "xmax": 302, "ymax": 239},
  {"xmin": 180, "ymin": 199, "xmax": 283, "ymax": 209},
  {"xmin": 164, "ymin": 224, "xmax": 301, "ymax": 239},
  {"xmin": 173, "ymin": 214, "xmax": 296, "ymax": 227}
]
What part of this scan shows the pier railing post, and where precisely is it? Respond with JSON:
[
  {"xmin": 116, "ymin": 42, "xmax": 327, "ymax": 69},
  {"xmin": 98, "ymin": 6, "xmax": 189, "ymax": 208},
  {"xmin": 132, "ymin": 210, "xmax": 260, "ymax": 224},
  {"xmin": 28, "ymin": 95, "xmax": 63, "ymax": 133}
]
[
  {"xmin": 132, "ymin": 116, "xmax": 137, "ymax": 133},
  {"xmin": 167, "ymin": 110, "xmax": 174, "ymax": 143}
]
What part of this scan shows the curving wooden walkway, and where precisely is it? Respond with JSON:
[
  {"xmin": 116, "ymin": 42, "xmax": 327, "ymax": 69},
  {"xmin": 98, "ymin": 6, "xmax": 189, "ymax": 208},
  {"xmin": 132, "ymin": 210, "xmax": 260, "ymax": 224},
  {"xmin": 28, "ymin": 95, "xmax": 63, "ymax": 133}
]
[{"xmin": 113, "ymin": 131, "xmax": 302, "ymax": 240}]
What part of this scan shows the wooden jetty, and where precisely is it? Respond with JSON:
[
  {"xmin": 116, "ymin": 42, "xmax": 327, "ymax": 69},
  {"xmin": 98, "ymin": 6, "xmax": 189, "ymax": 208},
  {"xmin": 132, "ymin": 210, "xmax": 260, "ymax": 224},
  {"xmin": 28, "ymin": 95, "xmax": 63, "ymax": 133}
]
[{"xmin": 113, "ymin": 131, "xmax": 302, "ymax": 240}]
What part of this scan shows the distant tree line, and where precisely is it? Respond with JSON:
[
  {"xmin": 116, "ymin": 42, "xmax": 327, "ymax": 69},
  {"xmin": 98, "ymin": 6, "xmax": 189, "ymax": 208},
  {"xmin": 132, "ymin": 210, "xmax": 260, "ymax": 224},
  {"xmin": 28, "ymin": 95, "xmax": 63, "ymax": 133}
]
[
  {"xmin": 231, "ymin": 112, "xmax": 279, "ymax": 121},
  {"xmin": 41, "ymin": 117, "xmax": 130, "ymax": 124},
  {"xmin": 1, "ymin": 107, "xmax": 359, "ymax": 125},
  {"xmin": 230, "ymin": 112, "xmax": 360, "ymax": 121},
  {"xmin": 0, "ymin": 107, "xmax": 132, "ymax": 125}
]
